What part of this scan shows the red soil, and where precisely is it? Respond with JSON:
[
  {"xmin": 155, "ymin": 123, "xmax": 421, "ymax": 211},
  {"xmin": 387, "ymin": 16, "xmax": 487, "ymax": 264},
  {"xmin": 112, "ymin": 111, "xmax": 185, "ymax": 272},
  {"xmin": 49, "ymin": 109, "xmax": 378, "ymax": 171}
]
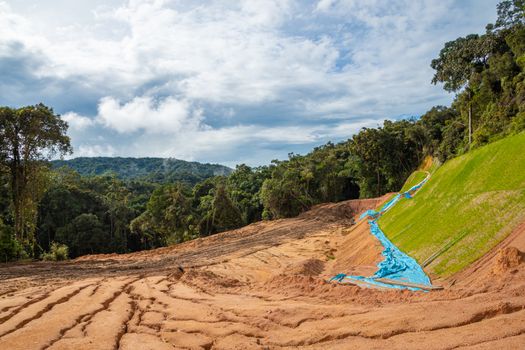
[{"xmin": 1, "ymin": 195, "xmax": 524, "ymax": 349}]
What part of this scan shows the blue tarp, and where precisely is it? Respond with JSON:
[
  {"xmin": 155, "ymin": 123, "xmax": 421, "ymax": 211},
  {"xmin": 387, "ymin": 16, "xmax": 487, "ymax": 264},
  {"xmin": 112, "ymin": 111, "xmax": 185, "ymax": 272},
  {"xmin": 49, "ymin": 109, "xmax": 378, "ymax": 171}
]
[
  {"xmin": 359, "ymin": 209, "xmax": 378, "ymax": 220},
  {"xmin": 331, "ymin": 174, "xmax": 431, "ymax": 290}
]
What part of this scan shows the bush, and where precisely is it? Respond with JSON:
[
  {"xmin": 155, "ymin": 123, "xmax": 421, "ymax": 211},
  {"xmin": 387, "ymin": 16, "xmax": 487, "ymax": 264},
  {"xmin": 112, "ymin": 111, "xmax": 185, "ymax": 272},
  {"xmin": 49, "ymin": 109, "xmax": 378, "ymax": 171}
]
[
  {"xmin": 510, "ymin": 112, "xmax": 525, "ymax": 134},
  {"xmin": 41, "ymin": 242, "xmax": 69, "ymax": 261},
  {"xmin": 0, "ymin": 220, "xmax": 25, "ymax": 263}
]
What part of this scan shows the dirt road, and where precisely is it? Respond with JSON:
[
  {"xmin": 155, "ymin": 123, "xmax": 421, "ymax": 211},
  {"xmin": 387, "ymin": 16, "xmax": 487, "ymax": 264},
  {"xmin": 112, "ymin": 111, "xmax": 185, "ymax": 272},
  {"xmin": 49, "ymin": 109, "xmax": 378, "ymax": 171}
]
[{"xmin": 1, "ymin": 197, "xmax": 524, "ymax": 349}]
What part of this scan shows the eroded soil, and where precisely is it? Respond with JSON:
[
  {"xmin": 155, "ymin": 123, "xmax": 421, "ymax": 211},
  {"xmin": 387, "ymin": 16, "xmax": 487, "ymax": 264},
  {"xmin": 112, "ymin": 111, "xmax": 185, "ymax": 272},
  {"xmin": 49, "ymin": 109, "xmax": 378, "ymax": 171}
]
[{"xmin": 1, "ymin": 196, "xmax": 524, "ymax": 349}]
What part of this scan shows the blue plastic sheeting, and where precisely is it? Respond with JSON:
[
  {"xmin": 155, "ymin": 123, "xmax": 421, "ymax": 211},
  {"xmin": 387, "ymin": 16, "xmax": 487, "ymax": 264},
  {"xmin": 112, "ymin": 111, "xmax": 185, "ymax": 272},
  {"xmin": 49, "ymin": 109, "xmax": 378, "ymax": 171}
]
[
  {"xmin": 359, "ymin": 209, "xmax": 378, "ymax": 220},
  {"xmin": 378, "ymin": 193, "xmax": 401, "ymax": 214},
  {"xmin": 332, "ymin": 174, "xmax": 431, "ymax": 290},
  {"xmin": 358, "ymin": 221, "xmax": 430, "ymax": 285}
]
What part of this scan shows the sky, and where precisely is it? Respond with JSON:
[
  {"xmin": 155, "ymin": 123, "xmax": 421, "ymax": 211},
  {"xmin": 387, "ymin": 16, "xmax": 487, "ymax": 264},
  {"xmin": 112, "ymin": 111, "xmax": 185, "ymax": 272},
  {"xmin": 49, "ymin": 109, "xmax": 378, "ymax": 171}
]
[{"xmin": 0, "ymin": 0, "xmax": 500, "ymax": 167}]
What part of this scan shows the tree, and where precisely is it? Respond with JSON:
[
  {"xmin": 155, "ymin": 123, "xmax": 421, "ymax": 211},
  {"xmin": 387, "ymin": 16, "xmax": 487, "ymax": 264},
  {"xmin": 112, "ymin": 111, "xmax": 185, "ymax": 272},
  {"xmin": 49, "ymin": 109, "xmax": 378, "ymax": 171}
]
[
  {"xmin": 420, "ymin": 106, "xmax": 460, "ymax": 160},
  {"xmin": 227, "ymin": 164, "xmax": 269, "ymax": 224},
  {"xmin": 431, "ymin": 34, "xmax": 493, "ymax": 92},
  {"xmin": 130, "ymin": 183, "xmax": 196, "ymax": 246},
  {"xmin": 491, "ymin": 0, "xmax": 525, "ymax": 30},
  {"xmin": 260, "ymin": 158, "xmax": 313, "ymax": 219},
  {"xmin": 0, "ymin": 165, "xmax": 10, "ymax": 223},
  {"xmin": 56, "ymin": 214, "xmax": 106, "ymax": 257},
  {"xmin": 212, "ymin": 185, "xmax": 243, "ymax": 232},
  {"xmin": 431, "ymin": 34, "xmax": 497, "ymax": 147},
  {"xmin": 102, "ymin": 175, "xmax": 134, "ymax": 253},
  {"xmin": 36, "ymin": 177, "xmax": 108, "ymax": 253},
  {"xmin": 349, "ymin": 120, "xmax": 424, "ymax": 197},
  {"xmin": 0, "ymin": 104, "xmax": 71, "ymax": 253},
  {"xmin": 0, "ymin": 217, "xmax": 22, "ymax": 262}
]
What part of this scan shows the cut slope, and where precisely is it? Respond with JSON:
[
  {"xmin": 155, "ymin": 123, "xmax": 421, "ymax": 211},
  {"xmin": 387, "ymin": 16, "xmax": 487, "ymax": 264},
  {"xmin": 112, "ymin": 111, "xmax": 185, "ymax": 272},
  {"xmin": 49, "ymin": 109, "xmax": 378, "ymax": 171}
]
[{"xmin": 379, "ymin": 132, "xmax": 525, "ymax": 277}]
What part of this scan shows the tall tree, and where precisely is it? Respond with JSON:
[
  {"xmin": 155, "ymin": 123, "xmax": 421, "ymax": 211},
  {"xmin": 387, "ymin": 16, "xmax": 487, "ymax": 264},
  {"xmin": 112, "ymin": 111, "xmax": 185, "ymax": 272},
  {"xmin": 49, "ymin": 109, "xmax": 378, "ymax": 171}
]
[
  {"xmin": 0, "ymin": 104, "xmax": 71, "ymax": 252},
  {"xmin": 212, "ymin": 185, "xmax": 243, "ymax": 232},
  {"xmin": 227, "ymin": 164, "xmax": 269, "ymax": 224},
  {"xmin": 431, "ymin": 34, "xmax": 493, "ymax": 92},
  {"xmin": 56, "ymin": 213, "xmax": 106, "ymax": 256},
  {"xmin": 431, "ymin": 34, "xmax": 496, "ymax": 146},
  {"xmin": 491, "ymin": 0, "xmax": 525, "ymax": 30},
  {"xmin": 130, "ymin": 183, "xmax": 196, "ymax": 246}
]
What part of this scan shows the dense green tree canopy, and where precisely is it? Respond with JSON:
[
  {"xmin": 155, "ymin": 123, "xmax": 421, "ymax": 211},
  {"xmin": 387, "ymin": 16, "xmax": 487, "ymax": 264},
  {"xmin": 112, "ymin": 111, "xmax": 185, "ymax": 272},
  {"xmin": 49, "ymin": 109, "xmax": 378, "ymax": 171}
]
[
  {"xmin": 0, "ymin": 104, "xmax": 71, "ymax": 253},
  {"xmin": 1, "ymin": 1, "xmax": 524, "ymax": 261},
  {"xmin": 431, "ymin": 34, "xmax": 494, "ymax": 92}
]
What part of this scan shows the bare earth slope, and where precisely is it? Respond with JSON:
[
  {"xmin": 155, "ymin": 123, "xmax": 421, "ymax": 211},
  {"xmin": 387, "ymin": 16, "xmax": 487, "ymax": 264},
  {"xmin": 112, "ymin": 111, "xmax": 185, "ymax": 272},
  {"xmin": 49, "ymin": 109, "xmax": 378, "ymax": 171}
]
[{"xmin": 1, "ymin": 196, "xmax": 524, "ymax": 350}]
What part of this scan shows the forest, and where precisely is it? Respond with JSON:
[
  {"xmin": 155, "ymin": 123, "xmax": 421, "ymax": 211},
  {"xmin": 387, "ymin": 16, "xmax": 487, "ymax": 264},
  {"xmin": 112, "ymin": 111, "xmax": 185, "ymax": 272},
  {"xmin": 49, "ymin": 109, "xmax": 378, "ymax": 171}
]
[
  {"xmin": 51, "ymin": 157, "xmax": 232, "ymax": 184},
  {"xmin": 1, "ymin": 0, "xmax": 524, "ymax": 262}
]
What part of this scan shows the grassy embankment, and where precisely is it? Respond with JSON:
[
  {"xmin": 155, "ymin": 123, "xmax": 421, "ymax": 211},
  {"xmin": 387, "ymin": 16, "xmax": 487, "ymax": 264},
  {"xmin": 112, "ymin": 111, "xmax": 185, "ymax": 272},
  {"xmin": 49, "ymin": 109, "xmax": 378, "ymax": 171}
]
[{"xmin": 378, "ymin": 132, "xmax": 525, "ymax": 277}]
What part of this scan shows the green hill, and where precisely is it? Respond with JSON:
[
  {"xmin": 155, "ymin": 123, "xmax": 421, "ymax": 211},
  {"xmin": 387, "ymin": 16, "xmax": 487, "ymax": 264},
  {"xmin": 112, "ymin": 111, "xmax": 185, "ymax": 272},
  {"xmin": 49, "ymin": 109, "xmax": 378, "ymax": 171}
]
[
  {"xmin": 51, "ymin": 157, "xmax": 232, "ymax": 185},
  {"xmin": 378, "ymin": 132, "xmax": 525, "ymax": 277}
]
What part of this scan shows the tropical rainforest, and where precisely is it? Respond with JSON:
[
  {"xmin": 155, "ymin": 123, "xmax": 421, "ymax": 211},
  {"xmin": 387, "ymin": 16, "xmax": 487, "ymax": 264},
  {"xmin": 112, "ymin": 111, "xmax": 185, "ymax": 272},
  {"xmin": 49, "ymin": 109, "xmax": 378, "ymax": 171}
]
[{"xmin": 1, "ymin": 0, "xmax": 524, "ymax": 262}]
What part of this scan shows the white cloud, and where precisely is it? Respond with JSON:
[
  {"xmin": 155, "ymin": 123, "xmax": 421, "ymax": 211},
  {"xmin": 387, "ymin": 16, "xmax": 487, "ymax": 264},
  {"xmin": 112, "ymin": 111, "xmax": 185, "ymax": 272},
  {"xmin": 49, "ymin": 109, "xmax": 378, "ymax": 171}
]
[
  {"xmin": 66, "ymin": 93, "xmax": 378, "ymax": 165},
  {"xmin": 1, "ymin": 0, "xmax": 342, "ymax": 105},
  {"xmin": 315, "ymin": 0, "xmax": 336, "ymax": 12},
  {"xmin": 96, "ymin": 96, "xmax": 202, "ymax": 134},
  {"xmin": 0, "ymin": 0, "xmax": 500, "ymax": 165},
  {"xmin": 74, "ymin": 144, "xmax": 116, "ymax": 158},
  {"xmin": 117, "ymin": 118, "xmax": 379, "ymax": 166},
  {"xmin": 1, "ymin": 0, "xmax": 493, "ymax": 113},
  {"xmin": 61, "ymin": 112, "xmax": 95, "ymax": 131}
]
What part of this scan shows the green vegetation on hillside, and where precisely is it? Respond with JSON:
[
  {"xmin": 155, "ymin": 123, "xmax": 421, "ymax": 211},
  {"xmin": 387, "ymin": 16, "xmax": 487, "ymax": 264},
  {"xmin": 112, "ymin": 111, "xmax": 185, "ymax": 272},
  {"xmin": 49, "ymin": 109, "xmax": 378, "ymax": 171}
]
[
  {"xmin": 1, "ymin": 1, "xmax": 525, "ymax": 261},
  {"xmin": 400, "ymin": 171, "xmax": 429, "ymax": 193},
  {"xmin": 430, "ymin": 0, "xmax": 525, "ymax": 152},
  {"xmin": 379, "ymin": 132, "xmax": 525, "ymax": 276},
  {"xmin": 51, "ymin": 157, "xmax": 232, "ymax": 185}
]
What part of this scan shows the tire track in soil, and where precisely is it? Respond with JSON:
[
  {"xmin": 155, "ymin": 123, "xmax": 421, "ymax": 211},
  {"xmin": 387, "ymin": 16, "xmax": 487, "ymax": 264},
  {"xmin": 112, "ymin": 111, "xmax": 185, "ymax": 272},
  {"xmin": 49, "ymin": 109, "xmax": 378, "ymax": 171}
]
[
  {"xmin": 0, "ymin": 278, "xmax": 139, "ymax": 350},
  {"xmin": 117, "ymin": 277, "xmax": 177, "ymax": 350},
  {"xmin": 114, "ymin": 299, "xmax": 138, "ymax": 350},
  {"xmin": 42, "ymin": 278, "xmax": 140, "ymax": 350},
  {"xmin": 0, "ymin": 283, "xmax": 93, "ymax": 337},
  {"xmin": 0, "ymin": 292, "xmax": 51, "ymax": 323}
]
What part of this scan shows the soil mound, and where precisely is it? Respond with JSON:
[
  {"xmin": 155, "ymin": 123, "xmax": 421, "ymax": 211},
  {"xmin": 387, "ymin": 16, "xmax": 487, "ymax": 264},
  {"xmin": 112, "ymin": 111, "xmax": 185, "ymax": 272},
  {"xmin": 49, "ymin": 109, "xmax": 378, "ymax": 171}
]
[
  {"xmin": 180, "ymin": 269, "xmax": 244, "ymax": 288},
  {"xmin": 299, "ymin": 202, "xmax": 356, "ymax": 223},
  {"xmin": 492, "ymin": 247, "xmax": 524, "ymax": 275},
  {"xmin": 298, "ymin": 195, "xmax": 390, "ymax": 223},
  {"xmin": 283, "ymin": 258, "xmax": 325, "ymax": 276},
  {"xmin": 264, "ymin": 274, "xmax": 333, "ymax": 294}
]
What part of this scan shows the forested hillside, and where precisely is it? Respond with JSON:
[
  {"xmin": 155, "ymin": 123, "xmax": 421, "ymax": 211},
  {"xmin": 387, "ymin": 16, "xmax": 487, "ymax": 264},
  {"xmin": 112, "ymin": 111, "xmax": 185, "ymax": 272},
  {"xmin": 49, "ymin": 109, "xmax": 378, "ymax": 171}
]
[
  {"xmin": 52, "ymin": 157, "xmax": 232, "ymax": 185},
  {"xmin": 1, "ymin": 0, "xmax": 525, "ymax": 262}
]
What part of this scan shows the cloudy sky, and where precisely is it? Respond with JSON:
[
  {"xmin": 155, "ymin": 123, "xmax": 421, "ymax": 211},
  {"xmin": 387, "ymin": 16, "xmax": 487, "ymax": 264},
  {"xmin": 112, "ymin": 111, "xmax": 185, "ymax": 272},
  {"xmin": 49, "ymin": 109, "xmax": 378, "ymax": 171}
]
[{"xmin": 0, "ymin": 0, "xmax": 499, "ymax": 167}]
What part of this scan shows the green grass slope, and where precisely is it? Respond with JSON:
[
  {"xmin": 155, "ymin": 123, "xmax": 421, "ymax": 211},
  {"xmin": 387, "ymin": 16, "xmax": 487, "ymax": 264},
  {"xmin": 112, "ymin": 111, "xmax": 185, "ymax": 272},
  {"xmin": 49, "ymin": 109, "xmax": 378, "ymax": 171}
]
[
  {"xmin": 378, "ymin": 132, "xmax": 525, "ymax": 277},
  {"xmin": 400, "ymin": 170, "xmax": 428, "ymax": 192}
]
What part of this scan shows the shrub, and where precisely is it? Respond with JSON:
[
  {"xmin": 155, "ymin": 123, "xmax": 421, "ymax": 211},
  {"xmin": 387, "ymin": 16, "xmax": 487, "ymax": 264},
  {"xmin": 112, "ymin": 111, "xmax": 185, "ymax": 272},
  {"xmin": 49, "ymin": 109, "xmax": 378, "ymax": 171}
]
[
  {"xmin": 0, "ymin": 219, "xmax": 25, "ymax": 263},
  {"xmin": 41, "ymin": 242, "xmax": 69, "ymax": 261},
  {"xmin": 510, "ymin": 112, "xmax": 525, "ymax": 134}
]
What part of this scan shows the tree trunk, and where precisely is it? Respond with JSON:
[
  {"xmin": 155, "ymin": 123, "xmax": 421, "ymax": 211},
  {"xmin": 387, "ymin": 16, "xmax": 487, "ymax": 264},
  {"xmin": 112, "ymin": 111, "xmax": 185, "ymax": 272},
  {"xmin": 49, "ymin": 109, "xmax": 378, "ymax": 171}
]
[
  {"xmin": 468, "ymin": 89, "xmax": 472, "ymax": 148},
  {"xmin": 468, "ymin": 104, "xmax": 472, "ymax": 148},
  {"xmin": 10, "ymin": 161, "xmax": 23, "ymax": 241}
]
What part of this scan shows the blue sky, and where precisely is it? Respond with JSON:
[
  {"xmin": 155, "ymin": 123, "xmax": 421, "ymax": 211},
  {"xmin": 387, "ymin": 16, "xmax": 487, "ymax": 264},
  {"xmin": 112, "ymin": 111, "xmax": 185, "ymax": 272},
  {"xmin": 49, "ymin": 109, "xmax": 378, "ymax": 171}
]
[{"xmin": 0, "ymin": 0, "xmax": 500, "ymax": 167}]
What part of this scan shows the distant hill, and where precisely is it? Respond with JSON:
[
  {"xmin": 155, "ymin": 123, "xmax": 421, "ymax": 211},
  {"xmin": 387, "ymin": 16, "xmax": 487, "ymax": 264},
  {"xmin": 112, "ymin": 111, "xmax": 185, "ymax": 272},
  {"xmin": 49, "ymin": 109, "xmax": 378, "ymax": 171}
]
[{"xmin": 51, "ymin": 157, "xmax": 232, "ymax": 184}]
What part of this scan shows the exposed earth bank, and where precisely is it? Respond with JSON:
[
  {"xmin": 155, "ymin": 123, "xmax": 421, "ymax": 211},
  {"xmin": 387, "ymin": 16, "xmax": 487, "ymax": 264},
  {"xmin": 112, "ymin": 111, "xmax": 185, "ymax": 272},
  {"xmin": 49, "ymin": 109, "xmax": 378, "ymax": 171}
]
[{"xmin": 1, "ymin": 196, "xmax": 524, "ymax": 349}]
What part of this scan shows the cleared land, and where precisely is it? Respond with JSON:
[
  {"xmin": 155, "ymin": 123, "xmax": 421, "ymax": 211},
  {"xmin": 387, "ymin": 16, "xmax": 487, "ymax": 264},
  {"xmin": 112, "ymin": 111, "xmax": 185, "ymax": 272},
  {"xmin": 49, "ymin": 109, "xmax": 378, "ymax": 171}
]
[{"xmin": 1, "ymin": 194, "xmax": 524, "ymax": 349}]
